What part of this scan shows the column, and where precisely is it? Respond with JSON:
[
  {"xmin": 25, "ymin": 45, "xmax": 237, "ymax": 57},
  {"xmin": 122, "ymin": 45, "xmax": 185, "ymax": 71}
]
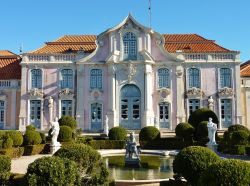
[
  {"xmin": 76, "ymin": 65, "xmax": 85, "ymax": 130},
  {"xmin": 11, "ymin": 88, "xmax": 17, "ymax": 129},
  {"xmin": 234, "ymin": 65, "xmax": 242, "ymax": 124}
]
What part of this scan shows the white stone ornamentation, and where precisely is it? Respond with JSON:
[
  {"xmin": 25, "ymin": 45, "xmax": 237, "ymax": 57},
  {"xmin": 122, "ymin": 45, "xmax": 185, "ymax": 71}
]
[
  {"xmin": 50, "ymin": 117, "xmax": 61, "ymax": 154},
  {"xmin": 103, "ymin": 115, "xmax": 109, "ymax": 136},
  {"xmin": 29, "ymin": 88, "xmax": 44, "ymax": 97},
  {"xmin": 126, "ymin": 63, "xmax": 137, "ymax": 83},
  {"xmin": 186, "ymin": 87, "xmax": 204, "ymax": 98},
  {"xmin": 48, "ymin": 96, "xmax": 54, "ymax": 122},
  {"xmin": 218, "ymin": 87, "xmax": 234, "ymax": 97},
  {"xmin": 58, "ymin": 88, "xmax": 74, "ymax": 99},
  {"xmin": 208, "ymin": 96, "xmax": 214, "ymax": 111},
  {"xmin": 207, "ymin": 118, "xmax": 217, "ymax": 145}
]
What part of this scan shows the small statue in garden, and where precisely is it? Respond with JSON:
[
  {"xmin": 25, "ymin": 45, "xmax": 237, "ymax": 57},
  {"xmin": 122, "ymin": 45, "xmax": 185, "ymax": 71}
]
[
  {"xmin": 125, "ymin": 132, "xmax": 140, "ymax": 167},
  {"xmin": 207, "ymin": 117, "xmax": 217, "ymax": 145},
  {"xmin": 50, "ymin": 117, "xmax": 61, "ymax": 146}
]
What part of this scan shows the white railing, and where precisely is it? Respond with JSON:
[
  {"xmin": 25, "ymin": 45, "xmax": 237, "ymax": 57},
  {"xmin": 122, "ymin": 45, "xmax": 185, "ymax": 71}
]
[
  {"xmin": 0, "ymin": 81, "xmax": 19, "ymax": 88},
  {"xmin": 28, "ymin": 55, "xmax": 50, "ymax": 61},
  {"xmin": 211, "ymin": 53, "xmax": 234, "ymax": 61},
  {"xmin": 184, "ymin": 54, "xmax": 207, "ymax": 61},
  {"xmin": 183, "ymin": 53, "xmax": 237, "ymax": 62},
  {"xmin": 54, "ymin": 54, "xmax": 76, "ymax": 61},
  {"xmin": 25, "ymin": 54, "xmax": 76, "ymax": 62}
]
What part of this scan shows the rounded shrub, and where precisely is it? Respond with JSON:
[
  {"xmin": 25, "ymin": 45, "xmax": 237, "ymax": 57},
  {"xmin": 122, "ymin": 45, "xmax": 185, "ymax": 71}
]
[
  {"xmin": 195, "ymin": 121, "xmax": 209, "ymax": 145},
  {"xmin": 188, "ymin": 108, "xmax": 218, "ymax": 129},
  {"xmin": 26, "ymin": 156, "xmax": 80, "ymax": 186},
  {"xmin": 228, "ymin": 124, "xmax": 250, "ymax": 134},
  {"xmin": 139, "ymin": 126, "xmax": 160, "ymax": 142},
  {"xmin": 199, "ymin": 159, "xmax": 250, "ymax": 186},
  {"xmin": 231, "ymin": 130, "xmax": 249, "ymax": 145},
  {"xmin": 23, "ymin": 130, "xmax": 42, "ymax": 146},
  {"xmin": 58, "ymin": 126, "xmax": 73, "ymax": 142},
  {"xmin": 108, "ymin": 127, "xmax": 127, "ymax": 140},
  {"xmin": 0, "ymin": 155, "xmax": 11, "ymax": 184},
  {"xmin": 39, "ymin": 132, "xmax": 46, "ymax": 144},
  {"xmin": 2, "ymin": 137, "xmax": 13, "ymax": 149},
  {"xmin": 58, "ymin": 116, "xmax": 77, "ymax": 130},
  {"xmin": 6, "ymin": 131, "xmax": 23, "ymax": 147},
  {"xmin": 26, "ymin": 125, "xmax": 36, "ymax": 131},
  {"xmin": 175, "ymin": 122, "xmax": 194, "ymax": 140},
  {"xmin": 173, "ymin": 146, "xmax": 220, "ymax": 186}
]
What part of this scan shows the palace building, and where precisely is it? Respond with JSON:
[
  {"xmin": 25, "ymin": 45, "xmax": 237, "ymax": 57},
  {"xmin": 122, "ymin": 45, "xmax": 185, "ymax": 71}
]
[{"xmin": 0, "ymin": 15, "xmax": 243, "ymax": 131}]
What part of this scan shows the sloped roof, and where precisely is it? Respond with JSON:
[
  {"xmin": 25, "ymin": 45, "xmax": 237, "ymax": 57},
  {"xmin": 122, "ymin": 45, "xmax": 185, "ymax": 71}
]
[
  {"xmin": 29, "ymin": 34, "xmax": 234, "ymax": 54},
  {"xmin": 241, "ymin": 60, "xmax": 250, "ymax": 77},
  {"xmin": 0, "ymin": 50, "xmax": 21, "ymax": 80}
]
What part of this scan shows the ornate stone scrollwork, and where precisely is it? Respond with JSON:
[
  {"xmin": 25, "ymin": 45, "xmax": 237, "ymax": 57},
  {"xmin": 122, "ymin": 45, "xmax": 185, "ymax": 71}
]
[
  {"xmin": 58, "ymin": 88, "xmax": 74, "ymax": 99},
  {"xmin": 218, "ymin": 87, "xmax": 234, "ymax": 97},
  {"xmin": 126, "ymin": 63, "xmax": 137, "ymax": 83},
  {"xmin": 186, "ymin": 87, "xmax": 204, "ymax": 98},
  {"xmin": 176, "ymin": 69, "xmax": 183, "ymax": 77},
  {"xmin": 29, "ymin": 88, "xmax": 44, "ymax": 98},
  {"xmin": 156, "ymin": 39, "xmax": 163, "ymax": 45},
  {"xmin": 98, "ymin": 40, "xmax": 104, "ymax": 47},
  {"xmin": 158, "ymin": 88, "xmax": 171, "ymax": 102},
  {"xmin": 90, "ymin": 89, "xmax": 102, "ymax": 100}
]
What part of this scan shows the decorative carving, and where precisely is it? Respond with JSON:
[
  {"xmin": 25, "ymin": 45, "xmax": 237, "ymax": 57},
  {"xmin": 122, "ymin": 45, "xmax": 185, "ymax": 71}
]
[
  {"xmin": 186, "ymin": 87, "xmax": 204, "ymax": 98},
  {"xmin": 90, "ymin": 89, "xmax": 102, "ymax": 99},
  {"xmin": 176, "ymin": 69, "xmax": 183, "ymax": 77},
  {"xmin": 29, "ymin": 88, "xmax": 44, "ymax": 97},
  {"xmin": 218, "ymin": 87, "xmax": 234, "ymax": 97},
  {"xmin": 208, "ymin": 96, "xmax": 214, "ymax": 111},
  {"xmin": 158, "ymin": 88, "xmax": 171, "ymax": 102},
  {"xmin": 98, "ymin": 40, "xmax": 104, "ymax": 47},
  {"xmin": 58, "ymin": 88, "xmax": 74, "ymax": 98},
  {"xmin": 126, "ymin": 63, "xmax": 137, "ymax": 83}
]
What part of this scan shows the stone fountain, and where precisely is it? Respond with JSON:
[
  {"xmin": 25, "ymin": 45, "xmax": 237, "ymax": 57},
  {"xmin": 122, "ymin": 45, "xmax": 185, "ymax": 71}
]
[{"xmin": 125, "ymin": 132, "xmax": 141, "ymax": 167}]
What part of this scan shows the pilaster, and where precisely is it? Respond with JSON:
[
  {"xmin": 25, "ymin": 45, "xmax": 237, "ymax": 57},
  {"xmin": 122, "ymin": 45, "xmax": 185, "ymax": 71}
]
[
  {"xmin": 234, "ymin": 65, "xmax": 242, "ymax": 124},
  {"xmin": 11, "ymin": 89, "xmax": 16, "ymax": 129}
]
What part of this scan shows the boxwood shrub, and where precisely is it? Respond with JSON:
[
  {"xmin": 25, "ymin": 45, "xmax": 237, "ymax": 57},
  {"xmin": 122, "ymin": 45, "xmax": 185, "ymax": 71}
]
[
  {"xmin": 231, "ymin": 130, "xmax": 249, "ymax": 146},
  {"xmin": 26, "ymin": 156, "xmax": 80, "ymax": 186},
  {"xmin": 24, "ymin": 144, "xmax": 45, "ymax": 156},
  {"xmin": 58, "ymin": 116, "xmax": 77, "ymax": 130},
  {"xmin": 108, "ymin": 127, "xmax": 127, "ymax": 140},
  {"xmin": 23, "ymin": 130, "xmax": 42, "ymax": 146},
  {"xmin": 228, "ymin": 124, "xmax": 250, "ymax": 134},
  {"xmin": 0, "ymin": 155, "xmax": 11, "ymax": 185},
  {"xmin": 175, "ymin": 122, "xmax": 194, "ymax": 141},
  {"xmin": 231, "ymin": 145, "xmax": 246, "ymax": 155},
  {"xmin": 173, "ymin": 146, "xmax": 220, "ymax": 186},
  {"xmin": 246, "ymin": 146, "xmax": 250, "ymax": 156},
  {"xmin": 87, "ymin": 140, "xmax": 126, "ymax": 149},
  {"xmin": 0, "ymin": 147, "xmax": 24, "ymax": 158},
  {"xmin": 58, "ymin": 126, "xmax": 73, "ymax": 142},
  {"xmin": 2, "ymin": 137, "xmax": 13, "ymax": 149},
  {"xmin": 6, "ymin": 131, "xmax": 23, "ymax": 147},
  {"xmin": 199, "ymin": 159, "xmax": 250, "ymax": 186},
  {"xmin": 139, "ymin": 126, "xmax": 160, "ymax": 142}
]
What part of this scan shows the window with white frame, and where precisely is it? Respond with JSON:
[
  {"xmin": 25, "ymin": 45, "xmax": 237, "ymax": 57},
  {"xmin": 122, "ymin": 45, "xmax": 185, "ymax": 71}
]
[
  {"xmin": 220, "ymin": 68, "xmax": 231, "ymax": 88},
  {"xmin": 188, "ymin": 68, "xmax": 200, "ymax": 88},
  {"xmin": 123, "ymin": 32, "xmax": 137, "ymax": 60},
  {"xmin": 61, "ymin": 100, "xmax": 72, "ymax": 116},
  {"xmin": 189, "ymin": 99, "xmax": 200, "ymax": 115},
  {"xmin": 159, "ymin": 103, "xmax": 170, "ymax": 128},
  {"xmin": 31, "ymin": 69, "xmax": 42, "ymax": 89},
  {"xmin": 158, "ymin": 68, "xmax": 170, "ymax": 88},
  {"xmin": 90, "ymin": 69, "xmax": 102, "ymax": 89},
  {"xmin": 221, "ymin": 99, "xmax": 232, "ymax": 128},
  {"xmin": 0, "ymin": 101, "xmax": 5, "ymax": 129},
  {"xmin": 61, "ymin": 69, "xmax": 73, "ymax": 89},
  {"xmin": 30, "ymin": 100, "xmax": 41, "ymax": 128}
]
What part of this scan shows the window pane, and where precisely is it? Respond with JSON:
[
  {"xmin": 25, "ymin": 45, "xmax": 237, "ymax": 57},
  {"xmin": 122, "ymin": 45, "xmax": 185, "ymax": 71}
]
[
  {"xmin": 220, "ymin": 68, "xmax": 231, "ymax": 88},
  {"xmin": 90, "ymin": 69, "xmax": 102, "ymax": 89},
  {"xmin": 189, "ymin": 99, "xmax": 200, "ymax": 115},
  {"xmin": 61, "ymin": 69, "xmax": 73, "ymax": 89},
  {"xmin": 158, "ymin": 68, "xmax": 170, "ymax": 88},
  {"xmin": 31, "ymin": 69, "xmax": 42, "ymax": 89},
  {"xmin": 123, "ymin": 32, "xmax": 137, "ymax": 60},
  {"xmin": 188, "ymin": 68, "xmax": 200, "ymax": 88},
  {"xmin": 221, "ymin": 99, "xmax": 232, "ymax": 128},
  {"xmin": 61, "ymin": 100, "xmax": 72, "ymax": 116}
]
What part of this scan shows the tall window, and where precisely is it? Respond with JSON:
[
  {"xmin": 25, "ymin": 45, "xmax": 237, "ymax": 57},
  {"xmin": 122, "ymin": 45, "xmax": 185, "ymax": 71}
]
[
  {"xmin": 61, "ymin": 100, "xmax": 72, "ymax": 116},
  {"xmin": 123, "ymin": 32, "xmax": 137, "ymax": 60},
  {"xmin": 61, "ymin": 69, "xmax": 73, "ymax": 89},
  {"xmin": 188, "ymin": 68, "xmax": 200, "ymax": 88},
  {"xmin": 31, "ymin": 69, "xmax": 42, "ymax": 89},
  {"xmin": 159, "ymin": 103, "xmax": 170, "ymax": 128},
  {"xmin": 158, "ymin": 68, "xmax": 170, "ymax": 88},
  {"xmin": 0, "ymin": 101, "xmax": 5, "ymax": 129},
  {"xmin": 189, "ymin": 99, "xmax": 200, "ymax": 115},
  {"xmin": 220, "ymin": 68, "xmax": 231, "ymax": 88},
  {"xmin": 90, "ymin": 69, "xmax": 102, "ymax": 89},
  {"xmin": 221, "ymin": 99, "xmax": 232, "ymax": 128},
  {"xmin": 30, "ymin": 100, "xmax": 41, "ymax": 128}
]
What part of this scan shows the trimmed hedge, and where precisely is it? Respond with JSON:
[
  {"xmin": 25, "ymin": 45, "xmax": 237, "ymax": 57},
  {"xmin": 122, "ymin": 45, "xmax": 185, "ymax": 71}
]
[
  {"xmin": 228, "ymin": 124, "xmax": 250, "ymax": 134},
  {"xmin": 231, "ymin": 130, "xmax": 249, "ymax": 146},
  {"xmin": 199, "ymin": 159, "xmax": 250, "ymax": 186},
  {"xmin": 58, "ymin": 126, "xmax": 73, "ymax": 142},
  {"xmin": 0, "ymin": 155, "xmax": 11, "ymax": 185},
  {"xmin": 39, "ymin": 132, "xmax": 46, "ymax": 144},
  {"xmin": 26, "ymin": 156, "xmax": 80, "ymax": 186},
  {"xmin": 58, "ymin": 116, "xmax": 77, "ymax": 130},
  {"xmin": 24, "ymin": 144, "xmax": 45, "ymax": 156},
  {"xmin": 87, "ymin": 140, "xmax": 126, "ymax": 149},
  {"xmin": 0, "ymin": 147, "xmax": 24, "ymax": 158},
  {"xmin": 6, "ymin": 131, "xmax": 23, "ymax": 147},
  {"xmin": 175, "ymin": 123, "xmax": 194, "ymax": 141},
  {"xmin": 231, "ymin": 145, "xmax": 246, "ymax": 155},
  {"xmin": 3, "ymin": 137, "xmax": 13, "ymax": 149},
  {"xmin": 173, "ymin": 146, "xmax": 220, "ymax": 186},
  {"xmin": 23, "ymin": 130, "xmax": 42, "ymax": 146},
  {"xmin": 246, "ymin": 146, "xmax": 250, "ymax": 156},
  {"xmin": 26, "ymin": 125, "xmax": 36, "ymax": 131},
  {"xmin": 188, "ymin": 108, "xmax": 218, "ymax": 129},
  {"xmin": 139, "ymin": 126, "xmax": 160, "ymax": 142},
  {"xmin": 108, "ymin": 127, "xmax": 127, "ymax": 140}
]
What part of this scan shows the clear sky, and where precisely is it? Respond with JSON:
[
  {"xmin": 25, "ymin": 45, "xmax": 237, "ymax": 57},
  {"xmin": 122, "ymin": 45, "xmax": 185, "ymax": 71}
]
[{"xmin": 1, "ymin": 0, "xmax": 249, "ymax": 62}]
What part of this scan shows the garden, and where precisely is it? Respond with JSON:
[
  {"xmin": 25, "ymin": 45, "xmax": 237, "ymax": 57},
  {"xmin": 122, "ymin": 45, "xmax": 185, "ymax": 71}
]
[{"xmin": 0, "ymin": 109, "xmax": 249, "ymax": 185}]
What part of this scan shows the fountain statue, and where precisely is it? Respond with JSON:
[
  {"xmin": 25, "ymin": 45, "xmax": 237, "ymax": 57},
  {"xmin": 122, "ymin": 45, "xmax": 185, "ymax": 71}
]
[
  {"xmin": 50, "ymin": 117, "xmax": 61, "ymax": 154},
  {"xmin": 125, "ymin": 132, "xmax": 141, "ymax": 167},
  {"xmin": 206, "ymin": 117, "xmax": 218, "ymax": 151}
]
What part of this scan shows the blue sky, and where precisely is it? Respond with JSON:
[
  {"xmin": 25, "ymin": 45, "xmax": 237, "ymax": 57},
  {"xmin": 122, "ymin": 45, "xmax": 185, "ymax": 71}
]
[{"xmin": 1, "ymin": 0, "xmax": 249, "ymax": 62}]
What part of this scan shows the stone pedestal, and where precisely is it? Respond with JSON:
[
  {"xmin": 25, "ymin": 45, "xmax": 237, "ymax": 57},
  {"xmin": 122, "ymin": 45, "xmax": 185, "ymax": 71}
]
[{"xmin": 50, "ymin": 144, "xmax": 61, "ymax": 155}]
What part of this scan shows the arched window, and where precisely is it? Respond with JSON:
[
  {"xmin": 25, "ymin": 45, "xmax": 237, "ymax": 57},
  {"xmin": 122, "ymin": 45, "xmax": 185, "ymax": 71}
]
[
  {"xmin": 0, "ymin": 101, "xmax": 5, "ymax": 129},
  {"xmin": 123, "ymin": 32, "xmax": 137, "ymax": 60},
  {"xmin": 188, "ymin": 68, "xmax": 200, "ymax": 88},
  {"xmin": 158, "ymin": 68, "xmax": 170, "ymax": 88},
  {"xmin": 61, "ymin": 69, "xmax": 73, "ymax": 89},
  {"xmin": 90, "ymin": 69, "xmax": 102, "ymax": 89},
  {"xmin": 31, "ymin": 69, "xmax": 42, "ymax": 89},
  {"xmin": 220, "ymin": 68, "xmax": 231, "ymax": 88}
]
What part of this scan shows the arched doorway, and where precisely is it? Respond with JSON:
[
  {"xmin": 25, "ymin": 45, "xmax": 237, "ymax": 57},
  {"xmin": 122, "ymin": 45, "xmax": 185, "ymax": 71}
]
[{"xmin": 120, "ymin": 84, "xmax": 141, "ymax": 129}]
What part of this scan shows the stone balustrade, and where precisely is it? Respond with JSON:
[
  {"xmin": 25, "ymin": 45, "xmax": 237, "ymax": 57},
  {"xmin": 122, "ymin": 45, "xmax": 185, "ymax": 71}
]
[
  {"xmin": 183, "ymin": 53, "xmax": 238, "ymax": 62},
  {"xmin": 0, "ymin": 80, "xmax": 20, "ymax": 89},
  {"xmin": 25, "ymin": 54, "xmax": 77, "ymax": 62}
]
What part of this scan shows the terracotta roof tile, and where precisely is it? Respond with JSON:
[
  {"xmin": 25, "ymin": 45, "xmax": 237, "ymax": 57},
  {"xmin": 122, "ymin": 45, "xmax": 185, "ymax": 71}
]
[
  {"xmin": 0, "ymin": 51, "xmax": 21, "ymax": 79},
  {"xmin": 241, "ymin": 60, "xmax": 250, "ymax": 77},
  {"xmin": 29, "ymin": 34, "xmax": 234, "ymax": 54}
]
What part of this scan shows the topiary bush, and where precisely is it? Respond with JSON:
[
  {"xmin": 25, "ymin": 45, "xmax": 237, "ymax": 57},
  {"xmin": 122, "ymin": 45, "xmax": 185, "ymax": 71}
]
[
  {"xmin": 23, "ymin": 130, "xmax": 42, "ymax": 146},
  {"xmin": 39, "ymin": 132, "xmax": 46, "ymax": 144},
  {"xmin": 199, "ymin": 159, "xmax": 250, "ymax": 186},
  {"xmin": 228, "ymin": 124, "xmax": 250, "ymax": 134},
  {"xmin": 188, "ymin": 108, "xmax": 219, "ymax": 129},
  {"xmin": 2, "ymin": 136, "xmax": 13, "ymax": 149},
  {"xmin": 173, "ymin": 146, "xmax": 220, "ymax": 186},
  {"xmin": 6, "ymin": 131, "xmax": 23, "ymax": 147},
  {"xmin": 0, "ymin": 155, "xmax": 11, "ymax": 185},
  {"xmin": 26, "ymin": 125, "xmax": 36, "ymax": 131},
  {"xmin": 58, "ymin": 126, "xmax": 73, "ymax": 142},
  {"xmin": 0, "ymin": 147, "xmax": 24, "ymax": 158},
  {"xmin": 108, "ymin": 127, "xmax": 127, "ymax": 140},
  {"xmin": 175, "ymin": 123, "xmax": 194, "ymax": 141},
  {"xmin": 195, "ymin": 121, "xmax": 210, "ymax": 145},
  {"xmin": 26, "ymin": 156, "xmax": 80, "ymax": 186},
  {"xmin": 58, "ymin": 116, "xmax": 77, "ymax": 130},
  {"xmin": 139, "ymin": 126, "xmax": 160, "ymax": 142},
  {"xmin": 231, "ymin": 130, "xmax": 249, "ymax": 146}
]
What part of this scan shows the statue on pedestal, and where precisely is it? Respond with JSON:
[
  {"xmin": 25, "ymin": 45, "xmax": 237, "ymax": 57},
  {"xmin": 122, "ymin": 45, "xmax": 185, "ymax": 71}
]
[
  {"xmin": 103, "ymin": 115, "xmax": 109, "ymax": 136},
  {"xmin": 125, "ymin": 132, "xmax": 140, "ymax": 167},
  {"xmin": 48, "ymin": 96, "xmax": 54, "ymax": 122},
  {"xmin": 207, "ymin": 118, "xmax": 217, "ymax": 145},
  {"xmin": 208, "ymin": 96, "xmax": 214, "ymax": 111},
  {"xmin": 50, "ymin": 117, "xmax": 61, "ymax": 147}
]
